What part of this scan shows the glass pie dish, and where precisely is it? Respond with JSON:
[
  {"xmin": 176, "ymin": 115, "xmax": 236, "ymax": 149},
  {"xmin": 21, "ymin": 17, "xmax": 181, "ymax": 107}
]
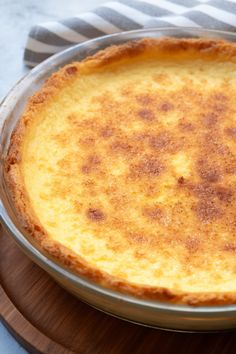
[{"xmin": 2, "ymin": 27, "xmax": 236, "ymax": 332}]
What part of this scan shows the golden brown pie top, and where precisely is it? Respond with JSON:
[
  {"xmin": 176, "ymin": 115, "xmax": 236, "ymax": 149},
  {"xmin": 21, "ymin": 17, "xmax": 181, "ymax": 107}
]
[{"xmin": 6, "ymin": 38, "xmax": 236, "ymax": 305}]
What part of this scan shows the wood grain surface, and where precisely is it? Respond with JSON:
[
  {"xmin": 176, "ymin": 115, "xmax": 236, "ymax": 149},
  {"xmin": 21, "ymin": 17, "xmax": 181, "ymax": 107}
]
[{"xmin": 1, "ymin": 226, "xmax": 236, "ymax": 354}]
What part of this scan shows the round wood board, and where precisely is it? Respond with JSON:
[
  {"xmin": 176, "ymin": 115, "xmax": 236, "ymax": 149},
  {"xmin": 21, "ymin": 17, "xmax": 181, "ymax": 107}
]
[{"xmin": 1, "ymin": 226, "xmax": 236, "ymax": 354}]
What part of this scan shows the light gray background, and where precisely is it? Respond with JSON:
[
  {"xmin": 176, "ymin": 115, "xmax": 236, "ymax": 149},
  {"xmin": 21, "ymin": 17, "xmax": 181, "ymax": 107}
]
[{"xmin": 0, "ymin": 1, "xmax": 105, "ymax": 352}]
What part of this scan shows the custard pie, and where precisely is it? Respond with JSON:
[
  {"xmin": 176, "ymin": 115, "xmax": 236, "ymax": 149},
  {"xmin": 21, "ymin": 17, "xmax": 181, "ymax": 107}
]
[{"xmin": 6, "ymin": 38, "xmax": 236, "ymax": 305}]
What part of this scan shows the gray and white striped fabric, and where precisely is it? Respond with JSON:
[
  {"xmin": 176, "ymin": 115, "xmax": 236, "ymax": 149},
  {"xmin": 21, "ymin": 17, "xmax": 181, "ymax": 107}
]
[{"xmin": 24, "ymin": 0, "xmax": 236, "ymax": 67}]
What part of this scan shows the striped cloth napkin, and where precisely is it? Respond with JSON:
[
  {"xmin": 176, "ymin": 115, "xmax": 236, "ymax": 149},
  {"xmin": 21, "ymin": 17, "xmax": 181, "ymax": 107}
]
[{"xmin": 24, "ymin": 0, "xmax": 236, "ymax": 67}]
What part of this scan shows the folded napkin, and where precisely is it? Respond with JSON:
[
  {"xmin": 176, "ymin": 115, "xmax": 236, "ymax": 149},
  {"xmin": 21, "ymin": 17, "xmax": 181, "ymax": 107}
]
[{"xmin": 24, "ymin": 0, "xmax": 236, "ymax": 67}]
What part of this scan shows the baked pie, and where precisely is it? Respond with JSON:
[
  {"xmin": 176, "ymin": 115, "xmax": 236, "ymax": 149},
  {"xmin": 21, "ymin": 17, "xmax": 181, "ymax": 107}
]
[{"xmin": 6, "ymin": 38, "xmax": 236, "ymax": 305}]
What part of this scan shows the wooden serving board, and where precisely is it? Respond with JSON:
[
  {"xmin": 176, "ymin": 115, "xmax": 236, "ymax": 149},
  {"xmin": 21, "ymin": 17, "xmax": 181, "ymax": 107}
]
[{"xmin": 1, "ymin": 226, "xmax": 236, "ymax": 354}]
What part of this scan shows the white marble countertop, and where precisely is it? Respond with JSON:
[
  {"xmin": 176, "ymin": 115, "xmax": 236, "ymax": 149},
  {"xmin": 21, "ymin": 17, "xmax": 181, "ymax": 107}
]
[{"xmin": 0, "ymin": 1, "xmax": 105, "ymax": 352}]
